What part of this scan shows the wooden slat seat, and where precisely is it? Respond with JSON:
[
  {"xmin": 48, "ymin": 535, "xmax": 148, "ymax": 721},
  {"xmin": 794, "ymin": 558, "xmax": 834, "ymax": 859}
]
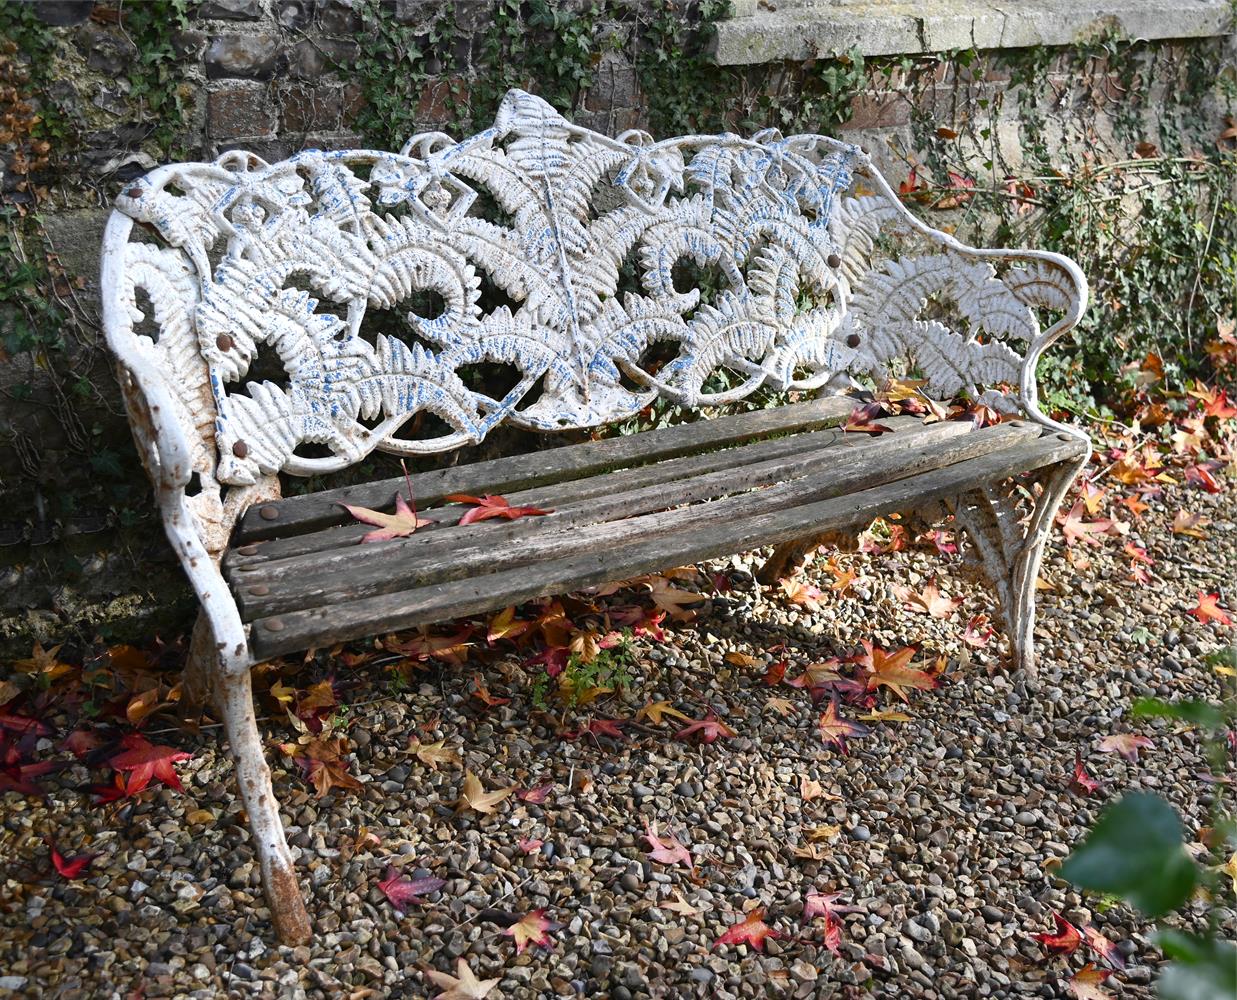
[{"xmin": 224, "ymin": 403, "xmax": 1086, "ymax": 660}]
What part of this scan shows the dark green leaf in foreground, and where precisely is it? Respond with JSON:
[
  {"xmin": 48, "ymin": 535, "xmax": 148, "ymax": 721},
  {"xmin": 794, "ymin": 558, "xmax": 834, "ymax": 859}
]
[
  {"xmin": 1060, "ymin": 792, "xmax": 1198, "ymax": 918},
  {"xmin": 1132, "ymin": 697, "xmax": 1227, "ymax": 730},
  {"xmin": 1155, "ymin": 930, "xmax": 1237, "ymax": 1000}
]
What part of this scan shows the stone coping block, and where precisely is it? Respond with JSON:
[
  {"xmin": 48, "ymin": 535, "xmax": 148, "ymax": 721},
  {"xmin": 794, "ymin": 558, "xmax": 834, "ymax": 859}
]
[{"xmin": 714, "ymin": 0, "xmax": 1234, "ymax": 64}]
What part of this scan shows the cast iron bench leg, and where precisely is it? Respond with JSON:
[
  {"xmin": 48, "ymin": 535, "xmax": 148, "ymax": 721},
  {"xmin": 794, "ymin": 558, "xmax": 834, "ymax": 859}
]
[{"xmin": 217, "ymin": 642, "xmax": 313, "ymax": 945}]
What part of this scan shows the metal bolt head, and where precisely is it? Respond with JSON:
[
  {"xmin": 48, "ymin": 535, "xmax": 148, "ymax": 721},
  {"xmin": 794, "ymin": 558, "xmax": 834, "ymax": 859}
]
[
  {"xmin": 232, "ymin": 440, "xmax": 249, "ymax": 459},
  {"xmin": 125, "ymin": 185, "xmax": 143, "ymax": 199},
  {"xmin": 1056, "ymin": 433, "xmax": 1074, "ymax": 442},
  {"xmin": 827, "ymin": 253, "xmax": 842, "ymax": 268},
  {"xmin": 846, "ymin": 333, "xmax": 861, "ymax": 348},
  {"xmin": 248, "ymin": 584, "xmax": 270, "ymax": 596},
  {"xmin": 259, "ymin": 505, "xmax": 279, "ymax": 521},
  {"xmin": 216, "ymin": 334, "xmax": 234, "ymax": 351},
  {"xmin": 264, "ymin": 618, "xmax": 284, "ymax": 632},
  {"xmin": 236, "ymin": 544, "xmax": 259, "ymax": 556}
]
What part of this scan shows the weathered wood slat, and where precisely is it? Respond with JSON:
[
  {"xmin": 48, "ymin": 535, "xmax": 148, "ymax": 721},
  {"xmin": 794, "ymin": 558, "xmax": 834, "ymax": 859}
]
[
  {"xmin": 227, "ymin": 406, "xmax": 894, "ymax": 569},
  {"xmin": 249, "ymin": 431, "xmax": 1086, "ymax": 658},
  {"xmin": 228, "ymin": 415, "xmax": 946, "ymax": 577},
  {"xmin": 235, "ymin": 419, "xmax": 1013, "ymax": 618},
  {"xmin": 233, "ymin": 395, "xmax": 856, "ymax": 543}
]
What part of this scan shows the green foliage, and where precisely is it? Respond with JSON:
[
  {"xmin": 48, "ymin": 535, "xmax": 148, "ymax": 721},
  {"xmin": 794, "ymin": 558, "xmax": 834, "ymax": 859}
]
[
  {"xmin": 0, "ymin": 211, "xmax": 66, "ymax": 358},
  {"xmin": 1064, "ymin": 676, "xmax": 1237, "ymax": 1000},
  {"xmin": 1060, "ymin": 792, "xmax": 1199, "ymax": 917},
  {"xmin": 558, "ymin": 638, "xmax": 637, "ymax": 707},
  {"xmin": 352, "ymin": 0, "xmax": 453, "ymax": 150},
  {"xmin": 1156, "ymin": 930, "xmax": 1237, "ymax": 1000},
  {"xmin": 633, "ymin": 1, "xmax": 733, "ymax": 135},
  {"xmin": 117, "ymin": 0, "xmax": 193, "ymax": 153}
]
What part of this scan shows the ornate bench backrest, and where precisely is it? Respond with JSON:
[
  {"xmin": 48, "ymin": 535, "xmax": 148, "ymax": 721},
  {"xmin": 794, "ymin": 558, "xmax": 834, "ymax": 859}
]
[{"xmin": 102, "ymin": 89, "xmax": 1084, "ymax": 502}]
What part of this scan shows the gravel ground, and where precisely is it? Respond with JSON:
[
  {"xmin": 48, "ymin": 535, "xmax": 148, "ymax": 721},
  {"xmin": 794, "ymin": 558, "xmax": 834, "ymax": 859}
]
[{"xmin": 0, "ymin": 482, "xmax": 1233, "ymax": 1000}]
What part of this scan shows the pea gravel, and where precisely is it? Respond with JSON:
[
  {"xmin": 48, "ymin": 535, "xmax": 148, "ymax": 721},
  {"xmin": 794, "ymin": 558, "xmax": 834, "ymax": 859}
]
[{"xmin": 0, "ymin": 485, "xmax": 1232, "ymax": 1000}]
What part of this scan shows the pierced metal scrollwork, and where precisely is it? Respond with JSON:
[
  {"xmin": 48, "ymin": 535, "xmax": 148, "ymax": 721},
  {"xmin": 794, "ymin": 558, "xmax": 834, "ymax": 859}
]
[{"xmin": 104, "ymin": 88, "xmax": 1086, "ymax": 502}]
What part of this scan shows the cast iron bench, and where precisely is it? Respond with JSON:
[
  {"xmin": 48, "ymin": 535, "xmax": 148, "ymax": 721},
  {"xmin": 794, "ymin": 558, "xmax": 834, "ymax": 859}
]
[{"xmin": 100, "ymin": 89, "xmax": 1089, "ymax": 943}]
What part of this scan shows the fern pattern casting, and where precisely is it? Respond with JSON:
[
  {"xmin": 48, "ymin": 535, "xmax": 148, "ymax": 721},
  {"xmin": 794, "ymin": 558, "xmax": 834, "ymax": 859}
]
[{"xmin": 106, "ymin": 89, "xmax": 1084, "ymax": 492}]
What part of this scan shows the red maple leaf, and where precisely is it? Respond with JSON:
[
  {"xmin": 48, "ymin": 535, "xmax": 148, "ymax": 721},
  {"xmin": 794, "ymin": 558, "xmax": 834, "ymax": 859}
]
[
  {"xmin": 0, "ymin": 712, "xmax": 52, "ymax": 738},
  {"xmin": 817, "ymin": 700, "xmax": 869, "ymax": 753},
  {"xmin": 843, "ymin": 402, "xmax": 892, "ymax": 435},
  {"xmin": 46, "ymin": 837, "xmax": 95, "ymax": 880},
  {"xmin": 1057, "ymin": 500, "xmax": 1113, "ymax": 547},
  {"xmin": 444, "ymin": 493, "xmax": 553, "ymax": 525},
  {"xmin": 1189, "ymin": 592, "xmax": 1232, "ymax": 626},
  {"xmin": 803, "ymin": 890, "xmax": 862, "ymax": 924},
  {"xmin": 108, "ymin": 734, "xmax": 192, "ymax": 794},
  {"xmin": 714, "ymin": 908, "xmax": 780, "ymax": 951},
  {"xmin": 514, "ymin": 783, "xmax": 553, "ymax": 804},
  {"xmin": 643, "ymin": 819, "xmax": 693, "ymax": 868},
  {"xmin": 377, "ymin": 865, "xmax": 445, "ymax": 914},
  {"xmin": 1082, "ymin": 925, "xmax": 1126, "ymax": 970},
  {"xmin": 761, "ymin": 660, "xmax": 788, "ymax": 686},
  {"xmin": 1033, "ymin": 911, "xmax": 1082, "ymax": 955},
  {"xmin": 674, "ymin": 710, "xmax": 737, "ymax": 744},
  {"xmin": 1070, "ymin": 755, "xmax": 1101, "ymax": 795}
]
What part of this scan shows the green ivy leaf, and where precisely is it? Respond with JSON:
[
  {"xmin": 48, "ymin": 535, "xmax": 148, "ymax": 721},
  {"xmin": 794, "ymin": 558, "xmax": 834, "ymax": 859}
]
[
  {"xmin": 1060, "ymin": 792, "xmax": 1198, "ymax": 918},
  {"xmin": 1156, "ymin": 930, "xmax": 1237, "ymax": 1000}
]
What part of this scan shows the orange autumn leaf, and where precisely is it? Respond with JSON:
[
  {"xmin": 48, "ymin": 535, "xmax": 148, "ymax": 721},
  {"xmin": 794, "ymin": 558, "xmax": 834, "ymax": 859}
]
[{"xmin": 1189, "ymin": 592, "xmax": 1232, "ymax": 626}]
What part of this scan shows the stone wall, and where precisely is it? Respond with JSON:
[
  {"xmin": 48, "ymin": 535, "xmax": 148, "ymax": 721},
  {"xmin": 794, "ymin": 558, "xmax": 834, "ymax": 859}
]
[{"xmin": 1, "ymin": 0, "xmax": 1233, "ymax": 652}]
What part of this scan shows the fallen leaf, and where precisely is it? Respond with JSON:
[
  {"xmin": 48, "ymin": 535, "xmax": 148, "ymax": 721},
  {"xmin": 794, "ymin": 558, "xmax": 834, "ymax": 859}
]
[
  {"xmin": 1082, "ymin": 925, "xmax": 1126, "ymax": 970},
  {"xmin": 1058, "ymin": 500, "xmax": 1113, "ymax": 547},
  {"xmin": 643, "ymin": 819, "xmax": 693, "ymax": 867},
  {"xmin": 647, "ymin": 576, "xmax": 708, "ymax": 621},
  {"xmin": 378, "ymin": 865, "xmax": 445, "ymax": 913},
  {"xmin": 279, "ymin": 736, "xmax": 363, "ymax": 798},
  {"xmin": 502, "ymin": 909, "xmax": 555, "ymax": 953},
  {"xmin": 515, "ymin": 783, "xmax": 553, "ymax": 803},
  {"xmin": 858, "ymin": 708, "xmax": 913, "ymax": 723},
  {"xmin": 1171, "ymin": 510, "xmax": 1210, "ymax": 538},
  {"xmin": 714, "ymin": 907, "xmax": 780, "ymax": 951},
  {"xmin": 855, "ymin": 641, "xmax": 935, "ymax": 703},
  {"xmin": 1071, "ymin": 755, "xmax": 1101, "ymax": 795},
  {"xmin": 109, "ymin": 734, "xmax": 192, "ymax": 794},
  {"xmin": 674, "ymin": 711, "xmax": 737, "ymax": 744},
  {"xmin": 46, "ymin": 837, "xmax": 94, "ymax": 880},
  {"xmin": 660, "ymin": 891, "xmax": 699, "ymax": 917},
  {"xmin": 1097, "ymin": 733, "xmax": 1153, "ymax": 762},
  {"xmin": 843, "ymin": 402, "xmax": 892, "ymax": 435},
  {"xmin": 456, "ymin": 770, "xmax": 514, "ymax": 814},
  {"xmin": 1189, "ymin": 592, "xmax": 1231, "ymax": 626},
  {"xmin": 765, "ymin": 696, "xmax": 795, "ymax": 717},
  {"xmin": 895, "ymin": 579, "xmax": 963, "ymax": 619},
  {"xmin": 341, "ymin": 492, "xmax": 433, "ymax": 542},
  {"xmin": 1032, "ymin": 911, "xmax": 1082, "ymax": 955},
  {"xmin": 817, "ymin": 700, "xmax": 868, "ymax": 753},
  {"xmin": 444, "ymin": 493, "xmax": 552, "ymax": 525},
  {"xmin": 423, "ymin": 958, "xmax": 500, "ymax": 999},
  {"xmin": 636, "ymin": 700, "xmax": 692, "ymax": 726},
  {"xmin": 1067, "ymin": 963, "xmax": 1113, "ymax": 1000},
  {"xmin": 409, "ymin": 738, "xmax": 461, "ymax": 771},
  {"xmin": 518, "ymin": 836, "xmax": 543, "ymax": 854},
  {"xmin": 802, "ymin": 890, "xmax": 862, "ymax": 923}
]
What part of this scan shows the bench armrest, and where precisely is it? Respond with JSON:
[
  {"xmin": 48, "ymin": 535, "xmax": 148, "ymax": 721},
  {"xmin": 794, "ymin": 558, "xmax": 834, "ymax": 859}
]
[{"xmin": 101, "ymin": 212, "xmax": 198, "ymax": 492}]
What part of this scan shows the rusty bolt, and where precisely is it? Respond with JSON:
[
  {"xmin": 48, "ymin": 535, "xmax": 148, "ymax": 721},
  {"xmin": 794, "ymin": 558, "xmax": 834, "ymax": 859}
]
[
  {"xmin": 236, "ymin": 544, "xmax": 259, "ymax": 556},
  {"xmin": 264, "ymin": 618, "xmax": 285, "ymax": 632},
  {"xmin": 125, "ymin": 186, "xmax": 142, "ymax": 198},
  {"xmin": 259, "ymin": 505, "xmax": 279, "ymax": 521},
  {"xmin": 232, "ymin": 440, "xmax": 249, "ymax": 459},
  {"xmin": 216, "ymin": 334, "xmax": 234, "ymax": 351},
  {"xmin": 248, "ymin": 584, "xmax": 270, "ymax": 596},
  {"xmin": 846, "ymin": 333, "xmax": 861, "ymax": 348},
  {"xmin": 827, "ymin": 253, "xmax": 841, "ymax": 268}
]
